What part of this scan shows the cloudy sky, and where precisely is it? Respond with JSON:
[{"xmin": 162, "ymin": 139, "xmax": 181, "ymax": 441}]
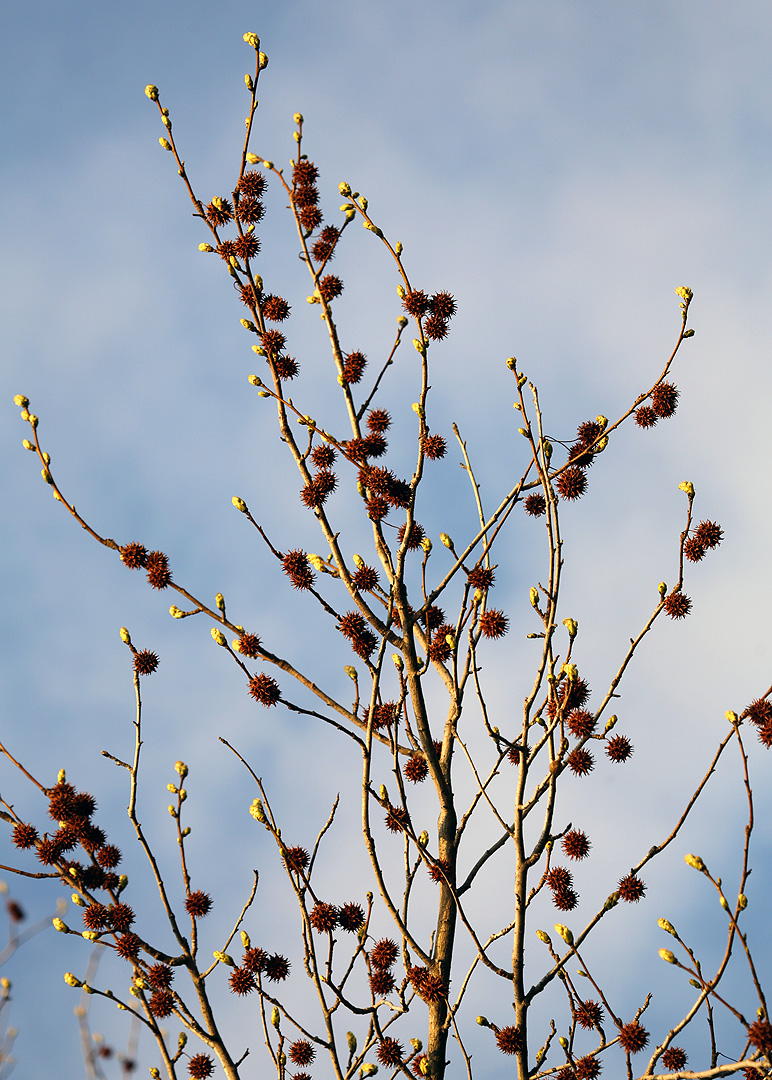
[{"xmin": 2, "ymin": 1, "xmax": 772, "ymax": 1076}]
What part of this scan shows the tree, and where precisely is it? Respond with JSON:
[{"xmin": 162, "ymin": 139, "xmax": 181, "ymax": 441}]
[{"xmin": 2, "ymin": 24, "xmax": 771, "ymax": 1080}]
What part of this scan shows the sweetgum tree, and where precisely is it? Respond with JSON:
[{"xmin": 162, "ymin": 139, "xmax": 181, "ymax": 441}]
[{"xmin": 3, "ymin": 30, "xmax": 771, "ymax": 1080}]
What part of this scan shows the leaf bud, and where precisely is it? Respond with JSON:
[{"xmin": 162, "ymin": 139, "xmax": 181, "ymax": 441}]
[
  {"xmin": 421, "ymin": 536, "xmax": 432, "ymax": 554},
  {"xmin": 720, "ymin": 895, "xmax": 729, "ymax": 910},
  {"xmin": 678, "ymin": 481, "xmax": 695, "ymax": 497},
  {"xmin": 658, "ymin": 582, "xmax": 667, "ymax": 597},
  {"xmin": 675, "ymin": 285, "xmax": 693, "ymax": 303},
  {"xmin": 272, "ymin": 1005, "xmax": 281, "ymax": 1028},
  {"xmin": 175, "ymin": 761, "xmax": 188, "ymax": 778},
  {"xmin": 352, "ymin": 553, "xmax": 365, "ymax": 569},
  {"xmin": 145, "ymin": 84, "xmax": 159, "ymax": 101},
  {"xmin": 198, "ymin": 243, "xmax": 214, "ymax": 253},
  {"xmin": 167, "ymin": 783, "xmax": 178, "ymax": 794},
  {"xmin": 684, "ymin": 853, "xmax": 706, "ymax": 873},
  {"xmin": 725, "ymin": 710, "xmax": 739, "ymax": 724},
  {"xmin": 558, "ymin": 1036, "xmax": 568, "ymax": 1049},
  {"xmin": 476, "ymin": 1016, "xmax": 490, "ymax": 1027},
  {"xmin": 245, "ymin": 152, "xmax": 260, "ymax": 164},
  {"xmin": 150, "ymin": 1069, "xmax": 161, "ymax": 1079},
  {"xmin": 397, "ymin": 315, "xmax": 408, "ymax": 328},
  {"xmin": 412, "ymin": 401, "xmax": 425, "ymax": 418},
  {"xmin": 689, "ymin": 979, "xmax": 701, "ymax": 988},
  {"xmin": 262, "ymin": 159, "xmax": 273, "ymax": 169},
  {"xmin": 418, "ymin": 830, "xmax": 429, "ymax": 847},
  {"xmin": 506, "ymin": 357, "xmax": 517, "ymax": 370},
  {"xmin": 41, "ymin": 468, "xmax": 53, "ymax": 485},
  {"xmin": 554, "ymin": 924, "xmax": 573, "ymax": 946},
  {"xmin": 530, "ymin": 587, "xmax": 539, "ymax": 608},
  {"xmin": 250, "ymin": 798, "xmax": 266, "ymax": 823},
  {"xmin": 413, "ymin": 338, "xmax": 426, "ymax": 355},
  {"xmin": 517, "ymin": 373, "xmax": 527, "ymax": 388},
  {"xmin": 168, "ymin": 805, "xmax": 177, "ymax": 817},
  {"xmin": 243, "ymin": 32, "xmax": 260, "ymax": 48},
  {"xmin": 169, "ymin": 606, "xmax": 184, "ymax": 619},
  {"xmin": 82, "ymin": 931, "xmax": 100, "ymax": 941},
  {"xmin": 440, "ymin": 533, "xmax": 453, "ymax": 549},
  {"xmin": 392, "ymin": 653, "xmax": 403, "ymax": 671},
  {"xmin": 211, "ymin": 628, "xmax": 227, "ymax": 647},
  {"xmin": 159, "ymin": 137, "xmax": 172, "ymax": 151},
  {"xmin": 563, "ymin": 618, "xmax": 578, "ymax": 637},
  {"xmin": 213, "ymin": 951, "xmax": 234, "ymax": 966},
  {"xmin": 22, "ymin": 439, "xmax": 34, "ymax": 450},
  {"xmin": 361, "ymin": 1064, "xmax": 378, "ymax": 1077},
  {"xmin": 410, "ymin": 1039, "xmax": 423, "ymax": 1052},
  {"xmin": 595, "ymin": 436, "xmax": 609, "ymax": 452},
  {"xmin": 659, "ymin": 948, "xmax": 677, "ymax": 964},
  {"xmin": 604, "ymin": 892, "xmax": 619, "ymax": 910},
  {"xmin": 595, "ymin": 415, "xmax": 608, "ymax": 431},
  {"xmin": 562, "ymin": 663, "xmax": 577, "ymax": 681},
  {"xmin": 19, "ymin": 409, "xmax": 29, "ymax": 421},
  {"xmin": 339, "ymin": 181, "xmax": 352, "ymax": 197},
  {"xmin": 13, "ymin": 395, "xmax": 30, "ymax": 408},
  {"xmin": 536, "ymin": 930, "xmax": 552, "ymax": 946},
  {"xmin": 658, "ymin": 917, "xmax": 677, "ymax": 936},
  {"xmin": 240, "ymin": 930, "xmax": 251, "ymax": 950},
  {"xmin": 518, "ymin": 427, "xmax": 529, "ymax": 437},
  {"xmin": 240, "ymin": 318, "xmax": 257, "ymax": 332},
  {"xmin": 542, "ymin": 439, "xmax": 552, "ymax": 462},
  {"xmin": 258, "ymin": 53, "xmax": 269, "ymax": 69},
  {"xmin": 738, "ymin": 893, "xmax": 748, "ymax": 910},
  {"xmin": 395, "ymin": 241, "xmax": 403, "ymax": 255},
  {"xmin": 120, "ymin": 627, "xmax": 131, "ymax": 645},
  {"xmin": 64, "ymin": 972, "xmax": 82, "ymax": 987},
  {"xmin": 683, "ymin": 328, "xmax": 695, "ymax": 338},
  {"xmin": 379, "ymin": 784, "xmax": 388, "ymax": 802},
  {"xmin": 53, "ymin": 918, "xmax": 69, "ymax": 933},
  {"xmin": 345, "ymin": 666, "xmax": 358, "ymax": 681},
  {"xmin": 116, "ymin": 875, "xmax": 128, "ymax": 894},
  {"xmin": 71, "ymin": 893, "xmax": 86, "ymax": 907}
]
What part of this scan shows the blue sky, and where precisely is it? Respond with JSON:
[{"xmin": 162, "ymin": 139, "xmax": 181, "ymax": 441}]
[{"xmin": 2, "ymin": 1, "xmax": 772, "ymax": 1076}]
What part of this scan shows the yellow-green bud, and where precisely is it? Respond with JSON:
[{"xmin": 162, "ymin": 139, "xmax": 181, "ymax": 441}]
[
  {"xmin": 29, "ymin": 414, "xmax": 39, "ymax": 428},
  {"xmin": 120, "ymin": 627, "xmax": 131, "ymax": 645},
  {"xmin": 720, "ymin": 895, "xmax": 729, "ymax": 910},
  {"xmin": 517, "ymin": 373, "xmax": 527, "ymax": 388},
  {"xmin": 410, "ymin": 1039, "xmax": 423, "ymax": 1052},
  {"xmin": 271, "ymin": 1005, "xmax": 281, "ymax": 1028},
  {"xmin": 678, "ymin": 480, "xmax": 695, "ymax": 497},
  {"xmin": 19, "ymin": 409, "xmax": 29, "ymax": 421},
  {"xmin": 245, "ymin": 152, "xmax": 259, "ymax": 165},
  {"xmin": 684, "ymin": 853, "xmax": 706, "ymax": 872},
  {"xmin": 506, "ymin": 357, "xmax": 517, "ymax": 370},
  {"xmin": 530, "ymin": 587, "xmax": 540, "ymax": 608},
  {"xmin": 558, "ymin": 1037, "xmax": 568, "ymax": 1049},
  {"xmin": 162, "ymin": 114, "xmax": 171, "ymax": 130},
  {"xmin": 243, "ymin": 32, "xmax": 260, "ymax": 47},
  {"xmin": 392, "ymin": 653, "xmax": 403, "ymax": 671},
  {"xmin": 167, "ymin": 783, "xmax": 178, "ymax": 794},
  {"xmin": 412, "ymin": 401, "xmax": 425, "ymax": 418},
  {"xmin": 22, "ymin": 439, "xmax": 34, "ymax": 450},
  {"xmin": 145, "ymin": 85, "xmax": 159, "ymax": 101},
  {"xmin": 150, "ymin": 1069, "xmax": 161, "ymax": 1079},
  {"xmin": 117, "ymin": 875, "xmax": 128, "ymax": 894},
  {"xmin": 53, "ymin": 918, "xmax": 69, "ymax": 933},
  {"xmin": 159, "ymin": 137, "xmax": 172, "ymax": 151},
  {"xmin": 211, "ymin": 628, "xmax": 227, "ymax": 647},
  {"xmin": 168, "ymin": 805, "xmax": 177, "ymax": 817},
  {"xmin": 13, "ymin": 394, "xmax": 29, "ymax": 408},
  {"xmin": 82, "ymin": 931, "xmax": 99, "ymax": 941},
  {"xmin": 595, "ymin": 415, "xmax": 608, "ymax": 431},
  {"xmin": 476, "ymin": 1016, "xmax": 490, "ymax": 1027},
  {"xmin": 361, "ymin": 1064, "xmax": 378, "ymax": 1077},
  {"xmin": 675, "ymin": 285, "xmax": 693, "ymax": 303},
  {"xmin": 347, "ymin": 1031, "xmax": 357, "ymax": 1052},
  {"xmin": 262, "ymin": 159, "xmax": 273, "ymax": 169},
  {"xmin": 563, "ymin": 618, "xmax": 578, "ymax": 637},
  {"xmin": 658, "ymin": 581, "xmax": 667, "ymax": 597},
  {"xmin": 397, "ymin": 315, "xmax": 408, "ymax": 328},
  {"xmin": 71, "ymin": 893, "xmax": 86, "ymax": 907},
  {"xmin": 603, "ymin": 714, "xmax": 618, "ymax": 733},
  {"xmin": 213, "ymin": 951, "xmax": 234, "ymax": 966},
  {"xmin": 421, "ymin": 536, "xmax": 432, "ymax": 554},
  {"xmin": 41, "ymin": 468, "xmax": 53, "ymax": 484},
  {"xmin": 240, "ymin": 318, "xmax": 257, "ymax": 332},
  {"xmin": 379, "ymin": 784, "xmax": 388, "ymax": 802},
  {"xmin": 413, "ymin": 338, "xmax": 426, "ymax": 355},
  {"xmin": 536, "ymin": 930, "xmax": 552, "ymax": 946},
  {"xmin": 604, "ymin": 892, "xmax": 619, "ymax": 911},
  {"xmin": 258, "ymin": 53, "xmax": 269, "ymax": 69},
  {"xmin": 241, "ymin": 930, "xmax": 251, "ymax": 949},
  {"xmin": 658, "ymin": 917, "xmax": 677, "ymax": 936},
  {"xmin": 250, "ymin": 798, "xmax": 266, "ymax": 822},
  {"xmin": 554, "ymin": 924, "xmax": 573, "ymax": 946},
  {"xmin": 418, "ymin": 830, "xmax": 429, "ymax": 847},
  {"xmin": 198, "ymin": 243, "xmax": 214, "ymax": 253},
  {"xmin": 562, "ymin": 663, "xmax": 577, "ymax": 681},
  {"xmin": 542, "ymin": 439, "xmax": 552, "ymax": 462},
  {"xmin": 595, "ymin": 436, "xmax": 609, "ymax": 452},
  {"xmin": 215, "ymin": 593, "xmax": 225, "ymax": 612},
  {"xmin": 182, "ymin": 826, "xmax": 190, "ymax": 837},
  {"xmin": 738, "ymin": 893, "xmax": 748, "ymax": 910},
  {"xmin": 352, "ymin": 553, "xmax": 365, "ymax": 569},
  {"xmin": 517, "ymin": 427, "xmax": 529, "ymax": 437},
  {"xmin": 175, "ymin": 761, "xmax": 188, "ymax": 778},
  {"xmin": 64, "ymin": 972, "xmax": 81, "ymax": 987},
  {"xmin": 440, "ymin": 533, "xmax": 453, "ymax": 549},
  {"xmin": 345, "ymin": 666, "xmax": 358, "ymax": 681},
  {"xmin": 683, "ymin": 328, "xmax": 695, "ymax": 338},
  {"xmin": 725, "ymin": 710, "xmax": 739, "ymax": 724},
  {"xmin": 659, "ymin": 948, "xmax": 677, "ymax": 964},
  {"xmin": 339, "ymin": 181, "xmax": 352, "ymax": 197},
  {"xmin": 232, "ymin": 496, "xmax": 248, "ymax": 514},
  {"xmin": 169, "ymin": 606, "xmax": 184, "ymax": 618}
]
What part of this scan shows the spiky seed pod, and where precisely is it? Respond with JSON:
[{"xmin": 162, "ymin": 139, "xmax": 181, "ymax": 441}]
[
  {"xmin": 606, "ymin": 734, "xmax": 633, "ymax": 762},
  {"xmin": 133, "ymin": 650, "xmax": 159, "ymax": 676},
  {"xmin": 397, "ymin": 521, "xmax": 425, "ymax": 550},
  {"xmin": 403, "ymin": 290, "xmax": 430, "ymax": 317},
  {"xmin": 185, "ymin": 891, "xmax": 212, "ymax": 919},
  {"xmin": 556, "ymin": 1069, "xmax": 576, "ymax": 1080},
  {"xmin": 562, "ymin": 830, "xmax": 591, "ymax": 860},
  {"xmin": 409, "ymin": 966, "xmax": 447, "ymax": 1003},
  {"xmin": 234, "ymin": 196, "xmax": 264, "ymax": 224},
  {"xmin": 233, "ymin": 233, "xmax": 260, "ymax": 261},
  {"xmin": 229, "ymin": 966, "xmax": 257, "ymax": 995},
  {"xmin": 577, "ymin": 419, "xmax": 602, "ymax": 446},
  {"xmin": 360, "ymin": 433, "xmax": 387, "ymax": 458},
  {"xmin": 264, "ymin": 953, "xmax": 290, "ymax": 982},
  {"xmin": 110, "ymin": 903, "xmax": 135, "ymax": 932},
  {"xmin": 293, "ymin": 184, "xmax": 319, "ymax": 208},
  {"xmin": 293, "ymin": 160, "xmax": 319, "ymax": 185},
  {"xmin": 115, "ymin": 932, "xmax": 141, "ymax": 959},
  {"xmin": 423, "ymin": 605, "xmax": 446, "ymax": 630},
  {"xmin": 363, "ymin": 702, "xmax": 398, "ymax": 730},
  {"xmin": 524, "ymin": 492, "xmax": 547, "ymax": 516},
  {"xmin": 377, "ymin": 1038, "xmax": 404, "ymax": 1067},
  {"xmin": 312, "ymin": 225, "xmax": 340, "ymax": 262},
  {"xmin": 556, "ymin": 466, "xmax": 588, "ymax": 501},
  {"xmin": 576, "ymin": 1000, "xmax": 604, "ymax": 1030},
  {"xmin": 479, "ymin": 609, "xmax": 509, "ymax": 639},
  {"xmin": 411, "ymin": 1054, "xmax": 429, "ymax": 1077},
  {"xmin": 311, "ymin": 444, "xmax": 336, "ymax": 469},
  {"xmin": 274, "ymin": 354, "xmax": 300, "ymax": 380},
  {"xmin": 146, "ymin": 963, "xmax": 173, "ymax": 989},
  {"xmin": 351, "ymin": 629, "xmax": 378, "ymax": 659},
  {"xmin": 282, "ymin": 550, "xmax": 315, "ymax": 590},
  {"xmin": 309, "ymin": 902, "xmax": 338, "ymax": 933},
  {"xmin": 120, "ymin": 542, "xmax": 147, "ymax": 569},
  {"xmin": 385, "ymin": 805, "xmax": 410, "ymax": 833},
  {"xmin": 574, "ymin": 1055, "xmax": 601, "ymax": 1080},
  {"xmin": 96, "ymin": 844, "xmax": 121, "ymax": 868},
  {"xmin": 299, "ymin": 205, "xmax": 323, "ymax": 230},
  {"xmin": 429, "ymin": 627, "xmax": 453, "ymax": 662},
  {"xmin": 248, "ymin": 673, "xmax": 281, "ymax": 707},
  {"xmin": 337, "ymin": 902, "xmax": 364, "ymax": 932},
  {"xmin": 661, "ymin": 1047, "xmax": 688, "ymax": 1071},
  {"xmin": 651, "ymin": 381, "xmax": 679, "ymax": 418},
  {"xmin": 366, "ymin": 408, "xmax": 392, "ymax": 432},
  {"xmin": 404, "ymin": 755, "xmax": 429, "ymax": 784},
  {"xmin": 187, "ymin": 1053, "xmax": 215, "ymax": 1079},
  {"xmin": 427, "ymin": 858, "xmax": 451, "ymax": 884},
  {"xmin": 261, "ymin": 295, "xmax": 290, "ymax": 322},
  {"xmin": 567, "ymin": 441, "xmax": 595, "ymax": 468},
  {"xmin": 664, "ymin": 588, "xmax": 691, "ymax": 619},
  {"xmin": 467, "ymin": 566, "xmax": 495, "ymax": 590},
  {"xmin": 567, "ymin": 748, "xmax": 594, "ymax": 777},
  {"xmin": 148, "ymin": 989, "xmax": 175, "ymax": 1017},
  {"xmin": 635, "ymin": 405, "xmax": 658, "ymax": 428},
  {"xmin": 567, "ymin": 709, "xmax": 596, "ymax": 739},
  {"xmin": 313, "ymin": 468, "xmax": 338, "ymax": 497},
  {"xmin": 237, "ymin": 171, "xmax": 267, "ymax": 198},
  {"xmin": 618, "ymin": 1021, "xmax": 649, "ymax": 1054},
  {"xmin": 339, "ymin": 611, "xmax": 368, "ymax": 641},
  {"xmin": 83, "ymin": 903, "xmax": 110, "ymax": 931},
  {"xmin": 370, "ymin": 938, "xmax": 399, "ymax": 969},
  {"xmin": 553, "ymin": 888, "xmax": 579, "ymax": 911},
  {"xmin": 422, "ymin": 433, "xmax": 447, "ymax": 460},
  {"xmin": 366, "ymin": 495, "xmax": 389, "ymax": 521},
  {"xmin": 242, "ymin": 946, "xmax": 267, "ymax": 973},
  {"xmin": 205, "ymin": 198, "xmax": 234, "ymax": 226},
  {"xmin": 618, "ymin": 873, "xmax": 646, "ymax": 903},
  {"xmin": 694, "ymin": 520, "xmax": 723, "ymax": 548},
  {"xmin": 237, "ymin": 632, "xmax": 261, "ymax": 658},
  {"xmin": 289, "ymin": 1040, "xmax": 316, "ymax": 1066},
  {"xmin": 145, "ymin": 550, "xmax": 171, "ymax": 590},
  {"xmin": 282, "ymin": 846, "xmax": 310, "ymax": 873},
  {"xmin": 216, "ymin": 240, "xmax": 237, "ymax": 261},
  {"xmin": 746, "ymin": 698, "xmax": 772, "ymax": 726},
  {"xmin": 12, "ymin": 823, "xmax": 38, "ymax": 849},
  {"xmin": 369, "ymin": 968, "xmax": 395, "ymax": 995},
  {"xmin": 684, "ymin": 536, "xmax": 707, "ymax": 562},
  {"xmin": 424, "ymin": 313, "xmax": 449, "ymax": 340},
  {"xmin": 318, "ymin": 274, "xmax": 343, "ymax": 302},
  {"xmin": 353, "ymin": 564, "xmax": 379, "ymax": 592},
  {"xmin": 430, "ymin": 291, "xmax": 457, "ymax": 319},
  {"xmin": 495, "ymin": 1026, "xmax": 522, "ymax": 1055},
  {"xmin": 260, "ymin": 329, "xmax": 286, "ymax": 355},
  {"xmin": 341, "ymin": 350, "xmax": 367, "ymax": 383},
  {"xmin": 238, "ymin": 281, "xmax": 258, "ymax": 307},
  {"xmin": 547, "ymin": 867, "xmax": 573, "ymax": 891}
]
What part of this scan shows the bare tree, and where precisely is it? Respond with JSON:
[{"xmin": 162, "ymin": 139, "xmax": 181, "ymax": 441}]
[{"xmin": 3, "ymin": 31, "xmax": 771, "ymax": 1080}]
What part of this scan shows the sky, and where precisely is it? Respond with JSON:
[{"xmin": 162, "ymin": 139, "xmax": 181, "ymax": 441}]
[{"xmin": 2, "ymin": 1, "xmax": 772, "ymax": 1077}]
